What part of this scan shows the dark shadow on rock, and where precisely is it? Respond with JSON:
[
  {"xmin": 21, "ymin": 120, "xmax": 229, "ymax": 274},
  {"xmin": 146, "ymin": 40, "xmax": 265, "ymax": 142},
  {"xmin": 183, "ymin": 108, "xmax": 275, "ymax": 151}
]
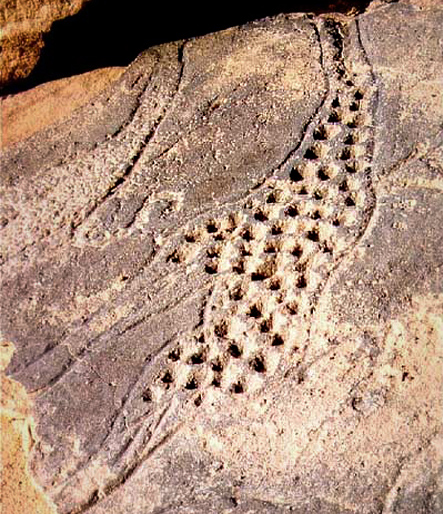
[{"xmin": 1, "ymin": 0, "xmax": 372, "ymax": 96}]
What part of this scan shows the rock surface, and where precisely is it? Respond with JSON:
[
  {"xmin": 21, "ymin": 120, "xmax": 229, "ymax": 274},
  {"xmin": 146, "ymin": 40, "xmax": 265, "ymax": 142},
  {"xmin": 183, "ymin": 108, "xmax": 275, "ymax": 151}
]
[
  {"xmin": 1, "ymin": 67, "xmax": 124, "ymax": 148},
  {"xmin": 0, "ymin": 1, "xmax": 442, "ymax": 513},
  {"xmin": 0, "ymin": 342, "xmax": 56, "ymax": 514},
  {"xmin": 0, "ymin": 0, "xmax": 89, "ymax": 89}
]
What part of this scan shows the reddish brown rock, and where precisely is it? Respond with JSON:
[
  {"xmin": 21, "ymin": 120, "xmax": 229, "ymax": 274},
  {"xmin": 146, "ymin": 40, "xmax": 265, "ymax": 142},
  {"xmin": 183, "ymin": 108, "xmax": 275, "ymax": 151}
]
[
  {"xmin": 0, "ymin": 0, "xmax": 90, "ymax": 89},
  {"xmin": 1, "ymin": 67, "xmax": 124, "ymax": 148}
]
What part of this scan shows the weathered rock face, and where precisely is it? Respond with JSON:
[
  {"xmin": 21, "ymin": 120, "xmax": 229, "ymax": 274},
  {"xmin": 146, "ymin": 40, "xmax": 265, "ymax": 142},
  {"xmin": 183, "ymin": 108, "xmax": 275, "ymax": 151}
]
[
  {"xmin": 0, "ymin": 1, "xmax": 442, "ymax": 513},
  {"xmin": 1, "ymin": 66, "xmax": 124, "ymax": 148},
  {"xmin": 0, "ymin": 0, "xmax": 89, "ymax": 88}
]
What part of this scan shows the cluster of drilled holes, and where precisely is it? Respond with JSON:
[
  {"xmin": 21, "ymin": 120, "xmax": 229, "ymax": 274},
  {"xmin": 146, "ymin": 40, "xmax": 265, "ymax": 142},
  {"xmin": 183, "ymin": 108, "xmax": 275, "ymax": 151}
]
[
  {"xmin": 168, "ymin": 348, "xmax": 181, "ymax": 362},
  {"xmin": 241, "ymin": 227, "xmax": 254, "ymax": 242},
  {"xmin": 346, "ymin": 119, "xmax": 358, "ymax": 129},
  {"xmin": 185, "ymin": 377, "xmax": 198, "ymax": 390},
  {"xmin": 206, "ymin": 220, "xmax": 218, "ymax": 233},
  {"xmin": 343, "ymin": 133, "xmax": 355, "ymax": 145},
  {"xmin": 142, "ymin": 389, "xmax": 152, "ymax": 402},
  {"xmin": 339, "ymin": 180, "xmax": 349, "ymax": 192},
  {"xmin": 345, "ymin": 162, "xmax": 357, "ymax": 174},
  {"xmin": 160, "ymin": 370, "xmax": 174, "ymax": 388},
  {"xmin": 307, "ymin": 229, "xmax": 320, "ymax": 242}
]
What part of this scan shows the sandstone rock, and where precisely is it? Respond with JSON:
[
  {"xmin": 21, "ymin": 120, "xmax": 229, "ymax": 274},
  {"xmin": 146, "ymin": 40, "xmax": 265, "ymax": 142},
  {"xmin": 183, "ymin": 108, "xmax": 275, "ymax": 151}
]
[
  {"xmin": 0, "ymin": 1, "xmax": 442, "ymax": 513},
  {"xmin": 1, "ymin": 67, "xmax": 124, "ymax": 148},
  {"xmin": 0, "ymin": 0, "xmax": 90, "ymax": 89},
  {"xmin": 0, "ymin": 342, "xmax": 57, "ymax": 514}
]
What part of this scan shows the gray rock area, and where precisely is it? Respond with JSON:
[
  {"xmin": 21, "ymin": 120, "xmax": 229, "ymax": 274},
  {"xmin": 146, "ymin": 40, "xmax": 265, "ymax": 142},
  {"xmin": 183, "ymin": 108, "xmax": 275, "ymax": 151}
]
[{"xmin": 1, "ymin": 0, "xmax": 442, "ymax": 512}]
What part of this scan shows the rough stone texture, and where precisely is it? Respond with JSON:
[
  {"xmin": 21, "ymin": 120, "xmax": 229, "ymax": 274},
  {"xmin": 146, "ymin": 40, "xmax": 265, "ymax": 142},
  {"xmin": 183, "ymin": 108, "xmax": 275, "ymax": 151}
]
[
  {"xmin": 0, "ymin": 0, "xmax": 89, "ymax": 89},
  {"xmin": 0, "ymin": 1, "xmax": 442, "ymax": 513},
  {"xmin": 1, "ymin": 67, "xmax": 125, "ymax": 148},
  {"xmin": 0, "ymin": 342, "xmax": 57, "ymax": 514}
]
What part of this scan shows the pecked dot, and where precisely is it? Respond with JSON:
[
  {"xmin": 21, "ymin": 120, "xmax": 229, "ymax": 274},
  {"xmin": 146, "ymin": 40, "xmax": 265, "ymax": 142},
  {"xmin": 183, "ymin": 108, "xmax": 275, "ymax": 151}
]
[
  {"xmin": 168, "ymin": 348, "xmax": 181, "ymax": 362},
  {"xmin": 231, "ymin": 382, "xmax": 244, "ymax": 394},
  {"xmin": 250, "ymin": 356, "xmax": 266, "ymax": 373},
  {"xmin": 189, "ymin": 350, "xmax": 206, "ymax": 365},
  {"xmin": 285, "ymin": 204, "xmax": 298, "ymax": 217},
  {"xmin": 205, "ymin": 262, "xmax": 218, "ymax": 274},
  {"xmin": 161, "ymin": 371, "xmax": 174, "ymax": 385},
  {"xmin": 185, "ymin": 377, "xmax": 199, "ymax": 390},
  {"xmin": 254, "ymin": 210, "xmax": 268, "ymax": 222},
  {"xmin": 339, "ymin": 148, "xmax": 352, "ymax": 161},
  {"xmin": 313, "ymin": 125, "xmax": 328, "ymax": 141},
  {"xmin": 290, "ymin": 167, "xmax": 304, "ymax": 182},
  {"xmin": 241, "ymin": 228, "xmax": 254, "ymax": 242},
  {"xmin": 185, "ymin": 233, "xmax": 197, "ymax": 243},
  {"xmin": 304, "ymin": 146, "xmax": 319, "ymax": 160},
  {"xmin": 228, "ymin": 343, "xmax": 242, "ymax": 358},
  {"xmin": 291, "ymin": 245, "xmax": 303, "ymax": 258},
  {"xmin": 307, "ymin": 230, "xmax": 320, "ymax": 242},
  {"xmin": 318, "ymin": 168, "xmax": 330, "ymax": 181},
  {"xmin": 296, "ymin": 275, "xmax": 307, "ymax": 288},
  {"xmin": 271, "ymin": 334, "xmax": 284, "ymax": 346},
  {"xmin": 206, "ymin": 221, "xmax": 218, "ymax": 233},
  {"xmin": 248, "ymin": 304, "xmax": 262, "ymax": 318},
  {"xmin": 269, "ymin": 278, "xmax": 281, "ymax": 291},
  {"xmin": 328, "ymin": 111, "xmax": 341, "ymax": 123},
  {"xmin": 260, "ymin": 319, "xmax": 272, "ymax": 333},
  {"xmin": 339, "ymin": 180, "xmax": 349, "ymax": 192},
  {"xmin": 211, "ymin": 359, "xmax": 224, "ymax": 373}
]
